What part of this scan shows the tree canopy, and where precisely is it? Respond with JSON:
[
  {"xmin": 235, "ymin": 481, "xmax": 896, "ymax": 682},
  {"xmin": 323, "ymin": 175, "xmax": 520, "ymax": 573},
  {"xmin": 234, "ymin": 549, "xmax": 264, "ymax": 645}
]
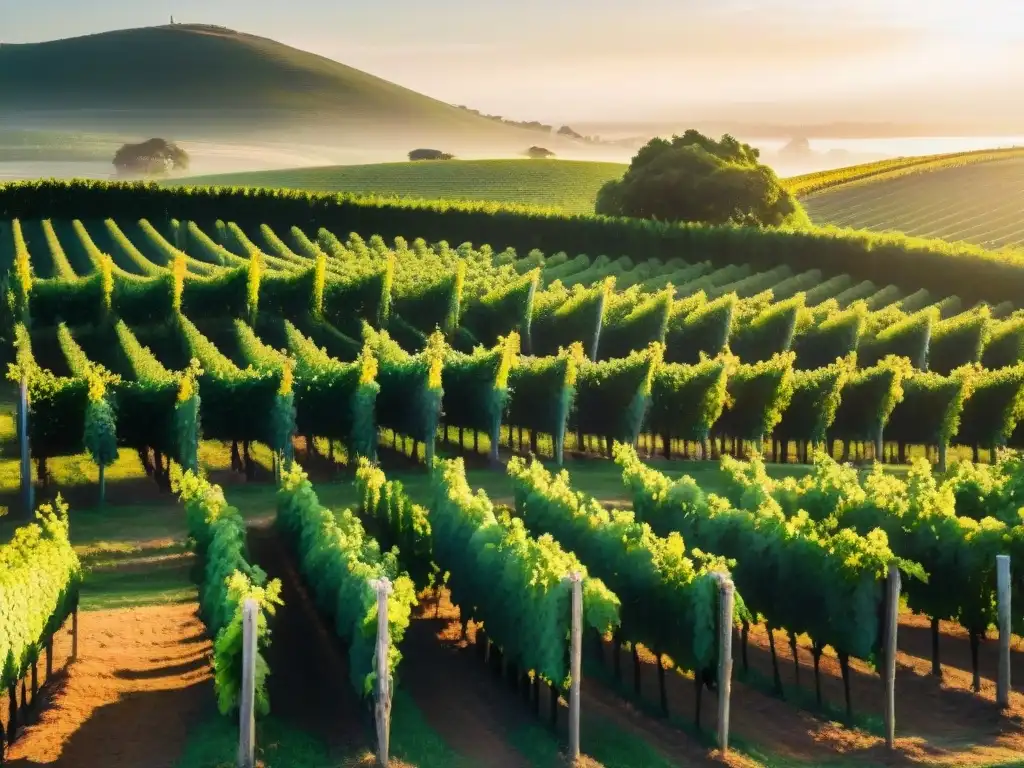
[
  {"xmin": 526, "ymin": 146, "xmax": 555, "ymax": 159},
  {"xmin": 112, "ymin": 138, "xmax": 189, "ymax": 177},
  {"xmin": 595, "ymin": 130, "xmax": 808, "ymax": 228},
  {"xmin": 408, "ymin": 148, "xmax": 454, "ymax": 161}
]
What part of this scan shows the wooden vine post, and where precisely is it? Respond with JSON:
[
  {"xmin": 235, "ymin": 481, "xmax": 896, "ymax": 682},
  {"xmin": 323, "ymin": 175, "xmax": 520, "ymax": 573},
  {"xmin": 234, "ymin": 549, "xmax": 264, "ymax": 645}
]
[
  {"xmin": 373, "ymin": 577, "xmax": 393, "ymax": 767},
  {"xmin": 713, "ymin": 572, "xmax": 735, "ymax": 753},
  {"xmin": 19, "ymin": 374, "xmax": 33, "ymax": 516},
  {"xmin": 997, "ymin": 554, "xmax": 1011, "ymax": 709},
  {"xmin": 568, "ymin": 571, "xmax": 583, "ymax": 762},
  {"xmin": 237, "ymin": 599, "xmax": 257, "ymax": 768},
  {"xmin": 71, "ymin": 608, "xmax": 79, "ymax": 661},
  {"xmin": 884, "ymin": 564, "xmax": 901, "ymax": 749}
]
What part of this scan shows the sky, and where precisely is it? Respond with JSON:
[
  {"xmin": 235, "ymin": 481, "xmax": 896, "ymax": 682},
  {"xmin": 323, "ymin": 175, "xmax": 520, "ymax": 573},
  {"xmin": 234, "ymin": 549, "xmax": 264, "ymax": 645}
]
[{"xmin": 2, "ymin": 0, "xmax": 1021, "ymax": 124}]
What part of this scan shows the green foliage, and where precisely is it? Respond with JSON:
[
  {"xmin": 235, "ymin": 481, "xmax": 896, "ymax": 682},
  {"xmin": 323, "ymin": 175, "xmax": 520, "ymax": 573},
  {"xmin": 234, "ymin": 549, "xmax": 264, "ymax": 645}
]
[
  {"xmin": 714, "ymin": 352, "xmax": 795, "ymax": 442},
  {"xmin": 506, "ymin": 343, "xmax": 584, "ymax": 464},
  {"xmin": 664, "ymin": 293, "xmax": 735, "ymax": 364},
  {"xmin": 323, "ymin": 255, "xmax": 394, "ymax": 336},
  {"xmin": 574, "ymin": 343, "xmax": 662, "ymax": 444},
  {"xmin": 356, "ymin": 459, "xmax": 438, "ymax": 591},
  {"xmin": 773, "ymin": 357, "xmax": 850, "ymax": 445},
  {"xmin": 648, "ymin": 356, "xmax": 728, "ymax": 444},
  {"xmin": 615, "ymin": 444, "xmax": 916, "ymax": 664},
  {"xmin": 11, "ymin": 324, "xmax": 89, "ymax": 459},
  {"xmin": 598, "ymin": 287, "xmax": 673, "ymax": 361},
  {"xmin": 429, "ymin": 457, "xmax": 620, "ymax": 689},
  {"xmin": 887, "ymin": 369, "xmax": 973, "ymax": 447},
  {"xmin": 981, "ymin": 315, "xmax": 1024, "ymax": 369},
  {"xmin": 533, "ymin": 278, "xmax": 613, "ymax": 360},
  {"xmin": 596, "ymin": 130, "xmax": 808, "ymax": 227},
  {"xmin": 510, "ymin": 456, "xmax": 741, "ymax": 674},
  {"xmin": 7, "ymin": 179, "xmax": 1024, "ymax": 311},
  {"xmin": 0, "ymin": 496, "xmax": 81, "ymax": 690},
  {"xmin": 954, "ymin": 364, "xmax": 1024, "ymax": 449},
  {"xmin": 829, "ymin": 356, "xmax": 913, "ymax": 444},
  {"xmin": 928, "ymin": 308, "xmax": 991, "ymax": 374},
  {"xmin": 393, "ymin": 261, "xmax": 465, "ymax": 338},
  {"xmin": 174, "ymin": 469, "xmax": 282, "ymax": 716},
  {"xmin": 460, "ymin": 268, "xmax": 539, "ymax": 351},
  {"xmin": 791, "ymin": 303, "xmax": 865, "ymax": 370},
  {"xmin": 859, "ymin": 308, "xmax": 938, "ymax": 370},
  {"xmin": 729, "ymin": 294, "xmax": 803, "ymax": 363},
  {"xmin": 177, "ymin": 314, "xmax": 280, "ymax": 444},
  {"xmin": 361, "ymin": 323, "xmax": 443, "ymax": 461},
  {"xmin": 277, "ymin": 461, "xmax": 416, "ymax": 697},
  {"xmin": 112, "ymin": 320, "xmax": 200, "ymax": 467},
  {"xmin": 11, "ymin": 219, "xmax": 33, "ymax": 317},
  {"xmin": 442, "ymin": 333, "xmax": 519, "ymax": 453},
  {"xmin": 56, "ymin": 324, "xmax": 121, "ymax": 474},
  {"xmin": 279, "ymin": 319, "xmax": 379, "ymax": 458}
]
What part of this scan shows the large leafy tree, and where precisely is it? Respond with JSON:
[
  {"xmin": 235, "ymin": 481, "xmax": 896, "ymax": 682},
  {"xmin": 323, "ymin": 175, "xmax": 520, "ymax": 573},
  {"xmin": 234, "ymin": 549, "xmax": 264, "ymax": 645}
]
[{"xmin": 596, "ymin": 129, "xmax": 808, "ymax": 227}]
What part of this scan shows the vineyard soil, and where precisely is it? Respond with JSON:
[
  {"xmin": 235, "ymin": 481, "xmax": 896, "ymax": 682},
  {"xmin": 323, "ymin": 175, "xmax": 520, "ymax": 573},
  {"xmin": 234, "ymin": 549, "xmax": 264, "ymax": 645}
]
[
  {"xmin": 731, "ymin": 619, "xmax": 1024, "ymax": 765},
  {"xmin": 5, "ymin": 603, "xmax": 210, "ymax": 767},
  {"xmin": 245, "ymin": 525, "xmax": 373, "ymax": 754}
]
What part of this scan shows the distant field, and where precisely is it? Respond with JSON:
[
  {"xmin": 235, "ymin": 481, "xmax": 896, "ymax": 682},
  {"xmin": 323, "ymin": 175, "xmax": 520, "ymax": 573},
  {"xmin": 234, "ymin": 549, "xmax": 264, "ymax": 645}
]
[
  {"xmin": 804, "ymin": 156, "xmax": 1024, "ymax": 250},
  {"xmin": 181, "ymin": 158, "xmax": 627, "ymax": 214},
  {"xmin": 784, "ymin": 146, "xmax": 1024, "ymax": 197}
]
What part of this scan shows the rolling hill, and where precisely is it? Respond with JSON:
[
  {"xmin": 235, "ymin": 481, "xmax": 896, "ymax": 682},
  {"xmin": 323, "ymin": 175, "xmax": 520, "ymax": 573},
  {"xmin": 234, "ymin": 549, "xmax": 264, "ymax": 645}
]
[
  {"xmin": 803, "ymin": 154, "xmax": 1024, "ymax": 250},
  {"xmin": 0, "ymin": 24, "xmax": 577, "ymax": 153},
  {"xmin": 179, "ymin": 159, "xmax": 628, "ymax": 214}
]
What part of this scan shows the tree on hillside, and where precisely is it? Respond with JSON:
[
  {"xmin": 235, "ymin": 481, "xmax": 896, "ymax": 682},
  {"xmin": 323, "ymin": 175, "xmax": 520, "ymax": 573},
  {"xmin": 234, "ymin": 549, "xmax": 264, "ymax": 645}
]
[
  {"xmin": 408, "ymin": 148, "xmax": 454, "ymax": 161},
  {"xmin": 525, "ymin": 146, "xmax": 555, "ymax": 159},
  {"xmin": 595, "ymin": 129, "xmax": 808, "ymax": 228},
  {"xmin": 112, "ymin": 138, "xmax": 189, "ymax": 176}
]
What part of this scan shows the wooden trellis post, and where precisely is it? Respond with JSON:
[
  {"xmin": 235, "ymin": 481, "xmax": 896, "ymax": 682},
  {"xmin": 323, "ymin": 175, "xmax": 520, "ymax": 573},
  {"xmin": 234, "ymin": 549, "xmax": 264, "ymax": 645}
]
[
  {"xmin": 372, "ymin": 578, "xmax": 393, "ymax": 767},
  {"xmin": 997, "ymin": 555, "xmax": 1011, "ymax": 709},
  {"xmin": 714, "ymin": 573, "xmax": 735, "ymax": 753},
  {"xmin": 237, "ymin": 599, "xmax": 257, "ymax": 768},
  {"xmin": 884, "ymin": 564, "xmax": 901, "ymax": 749},
  {"xmin": 19, "ymin": 374, "xmax": 33, "ymax": 516},
  {"xmin": 567, "ymin": 572, "xmax": 583, "ymax": 762}
]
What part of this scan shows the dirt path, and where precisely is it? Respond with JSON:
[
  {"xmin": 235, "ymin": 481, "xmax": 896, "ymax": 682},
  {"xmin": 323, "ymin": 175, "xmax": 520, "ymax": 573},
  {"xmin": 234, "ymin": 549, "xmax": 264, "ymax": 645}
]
[
  {"xmin": 422, "ymin": 589, "xmax": 748, "ymax": 768},
  {"xmin": 399, "ymin": 593, "xmax": 534, "ymax": 768},
  {"xmin": 601, "ymin": 615, "xmax": 1024, "ymax": 767},
  {"xmin": 6, "ymin": 603, "xmax": 210, "ymax": 768},
  {"xmin": 245, "ymin": 524, "xmax": 369, "ymax": 754}
]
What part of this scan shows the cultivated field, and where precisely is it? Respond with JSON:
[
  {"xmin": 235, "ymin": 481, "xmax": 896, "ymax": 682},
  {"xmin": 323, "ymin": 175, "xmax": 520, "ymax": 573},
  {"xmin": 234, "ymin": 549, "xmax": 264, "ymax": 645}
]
[
  {"xmin": 4, "ymin": 179, "xmax": 1024, "ymax": 767},
  {"xmin": 803, "ymin": 155, "xmax": 1024, "ymax": 249},
  {"xmin": 181, "ymin": 159, "xmax": 627, "ymax": 215}
]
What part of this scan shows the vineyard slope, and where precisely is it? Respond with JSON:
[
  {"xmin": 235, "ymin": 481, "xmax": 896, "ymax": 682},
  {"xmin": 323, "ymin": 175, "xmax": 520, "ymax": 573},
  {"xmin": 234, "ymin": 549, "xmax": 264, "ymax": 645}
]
[
  {"xmin": 178, "ymin": 159, "xmax": 628, "ymax": 215},
  {"xmin": 803, "ymin": 155, "xmax": 1024, "ymax": 249}
]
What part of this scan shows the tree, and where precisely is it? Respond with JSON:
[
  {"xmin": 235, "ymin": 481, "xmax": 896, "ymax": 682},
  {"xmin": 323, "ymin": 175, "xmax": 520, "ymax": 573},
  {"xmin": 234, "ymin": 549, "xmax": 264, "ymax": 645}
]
[
  {"xmin": 408, "ymin": 148, "xmax": 454, "ymax": 161},
  {"xmin": 525, "ymin": 146, "xmax": 555, "ymax": 159},
  {"xmin": 595, "ymin": 130, "xmax": 809, "ymax": 228},
  {"xmin": 112, "ymin": 138, "xmax": 189, "ymax": 176}
]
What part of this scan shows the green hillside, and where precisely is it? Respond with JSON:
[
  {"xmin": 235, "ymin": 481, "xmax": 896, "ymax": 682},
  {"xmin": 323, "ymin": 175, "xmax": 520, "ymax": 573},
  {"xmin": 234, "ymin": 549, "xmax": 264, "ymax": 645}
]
[
  {"xmin": 0, "ymin": 25, "xmax": 546, "ymax": 148},
  {"xmin": 804, "ymin": 155, "xmax": 1024, "ymax": 250},
  {"xmin": 180, "ymin": 159, "xmax": 627, "ymax": 214}
]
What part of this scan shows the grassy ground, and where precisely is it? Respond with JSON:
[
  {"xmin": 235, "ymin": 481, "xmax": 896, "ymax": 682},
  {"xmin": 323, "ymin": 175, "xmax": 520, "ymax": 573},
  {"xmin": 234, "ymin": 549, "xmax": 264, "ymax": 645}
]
[
  {"xmin": 179, "ymin": 159, "xmax": 627, "ymax": 215},
  {"xmin": 804, "ymin": 156, "xmax": 1024, "ymax": 250}
]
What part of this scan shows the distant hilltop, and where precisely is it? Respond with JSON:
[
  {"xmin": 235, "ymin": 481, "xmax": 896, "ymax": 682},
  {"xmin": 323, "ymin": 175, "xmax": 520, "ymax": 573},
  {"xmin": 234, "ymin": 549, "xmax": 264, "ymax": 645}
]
[{"xmin": 0, "ymin": 24, "xmax": 606, "ymax": 154}]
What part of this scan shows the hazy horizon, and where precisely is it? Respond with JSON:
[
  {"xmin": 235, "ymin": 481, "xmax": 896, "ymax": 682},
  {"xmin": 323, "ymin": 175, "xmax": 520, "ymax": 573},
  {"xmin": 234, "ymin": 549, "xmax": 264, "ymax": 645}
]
[{"xmin": 3, "ymin": 0, "xmax": 1022, "ymax": 129}]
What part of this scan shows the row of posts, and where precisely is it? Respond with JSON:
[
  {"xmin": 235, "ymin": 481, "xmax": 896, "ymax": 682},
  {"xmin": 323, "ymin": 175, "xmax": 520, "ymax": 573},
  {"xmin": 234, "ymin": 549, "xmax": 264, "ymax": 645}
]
[
  {"xmin": 234, "ymin": 571, "xmax": 737, "ymax": 768},
  {"xmin": 235, "ymin": 554, "xmax": 1014, "ymax": 766}
]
